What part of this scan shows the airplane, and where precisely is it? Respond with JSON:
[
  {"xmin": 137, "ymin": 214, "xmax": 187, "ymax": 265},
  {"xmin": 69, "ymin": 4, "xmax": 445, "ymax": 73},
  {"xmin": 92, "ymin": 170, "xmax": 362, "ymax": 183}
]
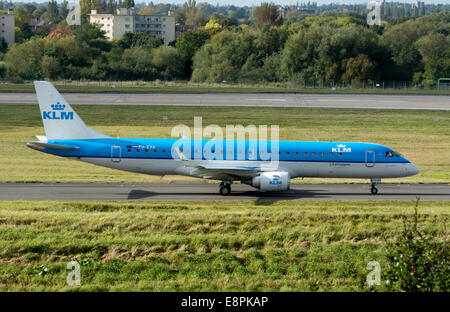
[{"xmin": 27, "ymin": 81, "xmax": 419, "ymax": 196}]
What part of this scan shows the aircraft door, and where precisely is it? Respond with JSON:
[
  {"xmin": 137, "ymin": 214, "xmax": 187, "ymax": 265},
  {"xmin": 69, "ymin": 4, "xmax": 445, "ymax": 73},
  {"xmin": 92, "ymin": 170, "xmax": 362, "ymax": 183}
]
[
  {"xmin": 365, "ymin": 150, "xmax": 375, "ymax": 167},
  {"xmin": 111, "ymin": 145, "xmax": 121, "ymax": 162}
]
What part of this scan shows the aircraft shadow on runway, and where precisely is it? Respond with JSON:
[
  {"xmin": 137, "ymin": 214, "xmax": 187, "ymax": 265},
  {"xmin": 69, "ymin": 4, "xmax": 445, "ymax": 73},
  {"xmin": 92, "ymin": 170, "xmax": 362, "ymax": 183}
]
[{"xmin": 126, "ymin": 188, "xmax": 446, "ymax": 202}]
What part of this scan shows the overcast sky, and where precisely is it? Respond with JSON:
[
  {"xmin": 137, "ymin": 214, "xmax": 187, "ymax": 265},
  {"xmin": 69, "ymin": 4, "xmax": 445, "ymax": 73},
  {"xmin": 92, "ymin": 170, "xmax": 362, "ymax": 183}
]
[{"xmin": 25, "ymin": 1, "xmax": 450, "ymax": 5}]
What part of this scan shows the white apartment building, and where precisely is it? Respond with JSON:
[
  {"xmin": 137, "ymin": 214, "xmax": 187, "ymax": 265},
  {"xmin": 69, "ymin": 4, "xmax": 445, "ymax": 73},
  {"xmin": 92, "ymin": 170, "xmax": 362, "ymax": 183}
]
[
  {"xmin": 89, "ymin": 8, "xmax": 175, "ymax": 45},
  {"xmin": 0, "ymin": 10, "xmax": 15, "ymax": 45}
]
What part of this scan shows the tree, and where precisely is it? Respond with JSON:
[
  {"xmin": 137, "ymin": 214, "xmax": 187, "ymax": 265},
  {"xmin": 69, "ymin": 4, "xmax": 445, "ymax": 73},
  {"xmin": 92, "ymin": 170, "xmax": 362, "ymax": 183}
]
[
  {"xmin": 176, "ymin": 29, "xmax": 210, "ymax": 61},
  {"xmin": 152, "ymin": 46, "xmax": 185, "ymax": 80},
  {"xmin": 14, "ymin": 8, "xmax": 31, "ymax": 29},
  {"xmin": 60, "ymin": 0, "xmax": 70, "ymax": 19},
  {"xmin": 47, "ymin": 0, "xmax": 59, "ymax": 23},
  {"xmin": 74, "ymin": 23, "xmax": 106, "ymax": 44},
  {"xmin": 252, "ymin": 3, "xmax": 282, "ymax": 29},
  {"xmin": 108, "ymin": 0, "xmax": 117, "ymax": 14},
  {"xmin": 341, "ymin": 54, "xmax": 376, "ymax": 83},
  {"xmin": 138, "ymin": 7, "xmax": 157, "ymax": 15},
  {"xmin": 4, "ymin": 38, "xmax": 46, "ymax": 79},
  {"xmin": 122, "ymin": 0, "xmax": 134, "ymax": 9},
  {"xmin": 176, "ymin": 29, "xmax": 210, "ymax": 76},
  {"xmin": 415, "ymin": 33, "xmax": 450, "ymax": 85},
  {"xmin": 117, "ymin": 31, "xmax": 163, "ymax": 49},
  {"xmin": 191, "ymin": 30, "xmax": 261, "ymax": 83},
  {"xmin": 46, "ymin": 26, "xmax": 74, "ymax": 40},
  {"xmin": 41, "ymin": 55, "xmax": 61, "ymax": 79}
]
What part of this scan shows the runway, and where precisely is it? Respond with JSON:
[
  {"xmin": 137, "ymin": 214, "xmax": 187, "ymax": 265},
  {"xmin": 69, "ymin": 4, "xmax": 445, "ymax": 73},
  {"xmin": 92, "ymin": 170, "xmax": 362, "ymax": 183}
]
[
  {"xmin": 0, "ymin": 93, "xmax": 449, "ymax": 110},
  {"xmin": 1, "ymin": 183, "xmax": 449, "ymax": 201}
]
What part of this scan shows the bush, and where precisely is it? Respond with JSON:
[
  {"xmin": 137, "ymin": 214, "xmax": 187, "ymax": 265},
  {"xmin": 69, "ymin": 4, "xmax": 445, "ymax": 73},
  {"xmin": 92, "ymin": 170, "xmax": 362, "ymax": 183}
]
[{"xmin": 384, "ymin": 198, "xmax": 449, "ymax": 292}]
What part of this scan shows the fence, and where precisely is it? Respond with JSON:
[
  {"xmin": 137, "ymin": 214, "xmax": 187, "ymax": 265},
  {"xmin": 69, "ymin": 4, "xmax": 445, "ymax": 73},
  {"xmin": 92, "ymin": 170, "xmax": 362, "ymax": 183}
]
[{"xmin": 0, "ymin": 79, "xmax": 443, "ymax": 90}]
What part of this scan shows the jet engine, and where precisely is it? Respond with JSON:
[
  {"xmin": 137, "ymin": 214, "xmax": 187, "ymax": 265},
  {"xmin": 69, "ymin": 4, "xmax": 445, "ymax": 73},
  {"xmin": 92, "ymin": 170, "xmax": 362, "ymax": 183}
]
[{"xmin": 245, "ymin": 172, "xmax": 290, "ymax": 192}]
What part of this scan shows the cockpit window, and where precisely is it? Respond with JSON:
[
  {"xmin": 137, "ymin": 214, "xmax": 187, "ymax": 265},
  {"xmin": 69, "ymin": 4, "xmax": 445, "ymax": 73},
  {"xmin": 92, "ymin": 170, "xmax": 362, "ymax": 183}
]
[{"xmin": 386, "ymin": 150, "xmax": 402, "ymax": 157}]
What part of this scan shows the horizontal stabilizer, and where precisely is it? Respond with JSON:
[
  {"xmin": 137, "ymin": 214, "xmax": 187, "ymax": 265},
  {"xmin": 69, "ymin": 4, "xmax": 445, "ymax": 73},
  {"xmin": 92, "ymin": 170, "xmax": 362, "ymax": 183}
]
[
  {"xmin": 36, "ymin": 135, "xmax": 47, "ymax": 142},
  {"xmin": 26, "ymin": 141, "xmax": 80, "ymax": 151}
]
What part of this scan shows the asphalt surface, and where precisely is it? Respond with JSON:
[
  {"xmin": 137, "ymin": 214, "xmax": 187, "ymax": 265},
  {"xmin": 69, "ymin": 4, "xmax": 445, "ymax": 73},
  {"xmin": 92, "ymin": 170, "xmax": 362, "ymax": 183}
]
[
  {"xmin": 1, "ymin": 183, "xmax": 449, "ymax": 201},
  {"xmin": 0, "ymin": 93, "xmax": 449, "ymax": 110}
]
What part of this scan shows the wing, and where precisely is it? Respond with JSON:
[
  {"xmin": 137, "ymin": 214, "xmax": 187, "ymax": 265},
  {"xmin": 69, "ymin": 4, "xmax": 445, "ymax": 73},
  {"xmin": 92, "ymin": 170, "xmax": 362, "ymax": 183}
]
[{"xmin": 173, "ymin": 147, "xmax": 276, "ymax": 180}]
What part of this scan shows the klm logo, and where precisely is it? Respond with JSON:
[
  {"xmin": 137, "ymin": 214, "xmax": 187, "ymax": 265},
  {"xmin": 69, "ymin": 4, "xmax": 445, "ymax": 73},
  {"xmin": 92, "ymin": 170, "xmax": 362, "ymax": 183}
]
[
  {"xmin": 332, "ymin": 144, "xmax": 351, "ymax": 153},
  {"xmin": 269, "ymin": 176, "xmax": 282, "ymax": 185},
  {"xmin": 43, "ymin": 102, "xmax": 73, "ymax": 120}
]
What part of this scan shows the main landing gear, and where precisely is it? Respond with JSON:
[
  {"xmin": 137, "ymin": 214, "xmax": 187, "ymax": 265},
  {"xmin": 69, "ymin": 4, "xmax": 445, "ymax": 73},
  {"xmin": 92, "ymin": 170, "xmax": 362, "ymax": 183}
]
[
  {"xmin": 370, "ymin": 178, "xmax": 381, "ymax": 195},
  {"xmin": 219, "ymin": 182, "xmax": 231, "ymax": 196}
]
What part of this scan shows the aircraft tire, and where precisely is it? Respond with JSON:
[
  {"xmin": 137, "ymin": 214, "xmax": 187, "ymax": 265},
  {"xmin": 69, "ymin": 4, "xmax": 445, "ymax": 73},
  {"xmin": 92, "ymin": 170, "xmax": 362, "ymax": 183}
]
[{"xmin": 220, "ymin": 185, "xmax": 231, "ymax": 196}]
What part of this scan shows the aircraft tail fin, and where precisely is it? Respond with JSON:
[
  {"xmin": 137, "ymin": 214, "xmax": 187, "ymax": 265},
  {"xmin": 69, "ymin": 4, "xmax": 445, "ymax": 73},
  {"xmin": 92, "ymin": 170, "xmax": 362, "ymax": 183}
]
[{"xmin": 34, "ymin": 81, "xmax": 110, "ymax": 140}]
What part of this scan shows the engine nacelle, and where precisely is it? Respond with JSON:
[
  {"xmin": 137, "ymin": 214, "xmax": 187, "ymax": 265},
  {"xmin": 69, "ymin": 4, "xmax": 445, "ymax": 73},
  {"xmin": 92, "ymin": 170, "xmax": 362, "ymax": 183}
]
[{"xmin": 249, "ymin": 171, "xmax": 290, "ymax": 192}]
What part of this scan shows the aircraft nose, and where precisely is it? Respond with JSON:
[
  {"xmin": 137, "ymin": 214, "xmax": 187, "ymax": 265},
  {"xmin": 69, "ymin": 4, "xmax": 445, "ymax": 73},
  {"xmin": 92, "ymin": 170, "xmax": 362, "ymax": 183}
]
[{"xmin": 407, "ymin": 163, "xmax": 419, "ymax": 176}]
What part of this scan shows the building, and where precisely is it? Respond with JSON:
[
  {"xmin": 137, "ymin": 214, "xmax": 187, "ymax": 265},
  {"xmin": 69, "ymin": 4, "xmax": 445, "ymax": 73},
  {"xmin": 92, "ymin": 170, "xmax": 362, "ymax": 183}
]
[
  {"xmin": 413, "ymin": 1, "xmax": 425, "ymax": 9},
  {"xmin": 89, "ymin": 8, "xmax": 175, "ymax": 45},
  {"xmin": 0, "ymin": 9, "xmax": 14, "ymax": 45}
]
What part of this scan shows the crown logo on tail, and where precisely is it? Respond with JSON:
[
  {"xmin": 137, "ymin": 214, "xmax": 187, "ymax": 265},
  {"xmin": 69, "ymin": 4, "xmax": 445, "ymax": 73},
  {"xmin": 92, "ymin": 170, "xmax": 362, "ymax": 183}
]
[{"xmin": 51, "ymin": 102, "xmax": 66, "ymax": 111}]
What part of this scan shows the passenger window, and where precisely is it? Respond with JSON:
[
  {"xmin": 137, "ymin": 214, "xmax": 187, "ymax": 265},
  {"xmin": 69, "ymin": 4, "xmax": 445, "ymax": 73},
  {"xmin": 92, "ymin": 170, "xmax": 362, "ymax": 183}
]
[
  {"xmin": 295, "ymin": 152, "xmax": 298, "ymax": 156},
  {"xmin": 312, "ymin": 152, "xmax": 316, "ymax": 156},
  {"xmin": 303, "ymin": 152, "xmax": 307, "ymax": 156},
  {"xmin": 320, "ymin": 152, "xmax": 324, "ymax": 156},
  {"xmin": 145, "ymin": 148, "xmax": 149, "ymax": 152},
  {"xmin": 137, "ymin": 149, "xmax": 140, "ymax": 152},
  {"xmin": 286, "ymin": 152, "xmax": 290, "ymax": 155},
  {"xmin": 163, "ymin": 149, "xmax": 166, "ymax": 153},
  {"xmin": 330, "ymin": 152, "xmax": 333, "ymax": 156},
  {"xmin": 338, "ymin": 152, "xmax": 342, "ymax": 156},
  {"xmin": 128, "ymin": 149, "xmax": 131, "ymax": 152},
  {"xmin": 154, "ymin": 149, "xmax": 158, "ymax": 153}
]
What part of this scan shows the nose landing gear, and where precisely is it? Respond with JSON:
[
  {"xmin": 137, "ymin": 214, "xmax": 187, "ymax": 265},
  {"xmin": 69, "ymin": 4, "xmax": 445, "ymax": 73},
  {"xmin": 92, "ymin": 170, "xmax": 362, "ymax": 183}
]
[
  {"xmin": 370, "ymin": 184, "xmax": 378, "ymax": 195},
  {"xmin": 370, "ymin": 178, "xmax": 380, "ymax": 195},
  {"xmin": 219, "ymin": 182, "xmax": 232, "ymax": 196}
]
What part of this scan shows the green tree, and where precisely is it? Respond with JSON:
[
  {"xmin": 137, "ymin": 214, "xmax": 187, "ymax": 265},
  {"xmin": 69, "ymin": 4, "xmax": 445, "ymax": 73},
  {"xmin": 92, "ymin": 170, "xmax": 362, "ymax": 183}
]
[
  {"xmin": 14, "ymin": 8, "xmax": 31, "ymax": 29},
  {"xmin": 117, "ymin": 31, "xmax": 163, "ymax": 49},
  {"xmin": 47, "ymin": 0, "xmax": 59, "ymax": 23},
  {"xmin": 152, "ymin": 46, "xmax": 185, "ymax": 80},
  {"xmin": 41, "ymin": 55, "xmax": 61, "ymax": 79},
  {"xmin": 4, "ymin": 38, "xmax": 46, "ymax": 79},
  {"xmin": 252, "ymin": 3, "xmax": 283, "ymax": 29},
  {"xmin": 74, "ymin": 23, "xmax": 106, "ymax": 44},
  {"xmin": 122, "ymin": 0, "xmax": 134, "ymax": 9},
  {"xmin": 176, "ymin": 29, "xmax": 210, "ymax": 61},
  {"xmin": 191, "ymin": 30, "xmax": 261, "ymax": 83}
]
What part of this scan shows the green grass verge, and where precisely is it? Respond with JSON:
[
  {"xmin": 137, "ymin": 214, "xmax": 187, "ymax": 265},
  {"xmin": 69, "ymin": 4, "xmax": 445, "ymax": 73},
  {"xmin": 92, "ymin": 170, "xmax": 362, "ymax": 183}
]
[
  {"xmin": 0, "ymin": 104, "xmax": 448, "ymax": 183},
  {"xmin": 0, "ymin": 200, "xmax": 448, "ymax": 291},
  {"xmin": 0, "ymin": 83, "xmax": 449, "ymax": 95}
]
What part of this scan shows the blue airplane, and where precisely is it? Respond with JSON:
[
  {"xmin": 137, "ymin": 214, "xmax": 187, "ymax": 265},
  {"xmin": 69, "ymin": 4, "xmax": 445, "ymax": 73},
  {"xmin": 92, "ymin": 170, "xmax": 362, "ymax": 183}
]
[{"xmin": 27, "ymin": 81, "xmax": 419, "ymax": 196}]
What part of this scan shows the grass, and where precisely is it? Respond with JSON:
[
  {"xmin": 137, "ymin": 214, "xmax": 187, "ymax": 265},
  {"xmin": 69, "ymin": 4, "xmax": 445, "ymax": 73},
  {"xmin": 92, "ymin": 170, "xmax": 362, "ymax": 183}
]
[
  {"xmin": 0, "ymin": 104, "xmax": 448, "ymax": 183},
  {"xmin": 0, "ymin": 200, "xmax": 448, "ymax": 291},
  {"xmin": 0, "ymin": 82, "xmax": 449, "ymax": 95}
]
